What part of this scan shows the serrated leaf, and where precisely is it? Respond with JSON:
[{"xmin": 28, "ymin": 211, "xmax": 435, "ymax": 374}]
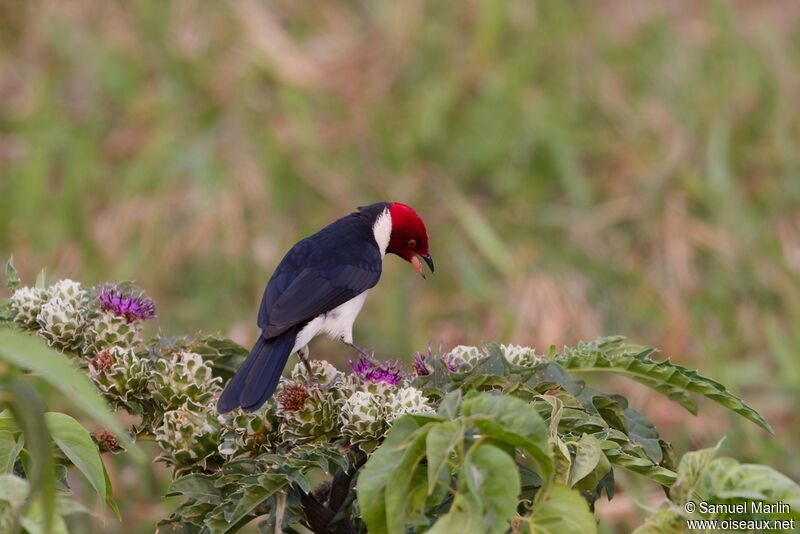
[
  {"xmin": 524, "ymin": 483, "xmax": 597, "ymax": 534},
  {"xmin": 555, "ymin": 338, "xmax": 772, "ymax": 432},
  {"xmin": 462, "ymin": 443, "xmax": 520, "ymax": 534},
  {"xmin": 600, "ymin": 440, "xmax": 677, "ymax": 486},
  {"xmin": 45, "ymin": 412, "xmax": 106, "ymax": 502}
]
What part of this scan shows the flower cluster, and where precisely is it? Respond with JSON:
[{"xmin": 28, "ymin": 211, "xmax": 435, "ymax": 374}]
[
  {"xmin": 350, "ymin": 354, "xmax": 404, "ymax": 386},
  {"xmin": 9, "ymin": 278, "xmax": 156, "ymax": 356},
  {"xmin": 413, "ymin": 342, "xmax": 546, "ymax": 375},
  {"xmin": 12, "ymin": 265, "xmax": 684, "ymax": 534},
  {"xmin": 151, "ymin": 350, "xmax": 222, "ymax": 411},
  {"xmin": 413, "ymin": 346, "xmax": 463, "ymax": 376},
  {"xmin": 88, "ymin": 346, "xmax": 152, "ymax": 413}
]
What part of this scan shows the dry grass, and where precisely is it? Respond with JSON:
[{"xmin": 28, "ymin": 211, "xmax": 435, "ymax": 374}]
[{"xmin": 1, "ymin": 1, "xmax": 800, "ymax": 531}]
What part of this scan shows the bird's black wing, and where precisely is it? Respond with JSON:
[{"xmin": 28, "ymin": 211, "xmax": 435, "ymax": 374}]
[{"xmin": 256, "ymin": 212, "xmax": 383, "ymax": 338}]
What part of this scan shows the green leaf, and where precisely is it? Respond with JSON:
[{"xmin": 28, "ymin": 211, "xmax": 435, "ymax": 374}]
[
  {"xmin": 426, "ymin": 420, "xmax": 462, "ymax": 495},
  {"xmin": 696, "ymin": 457, "xmax": 800, "ymax": 521},
  {"xmin": 556, "ymin": 338, "xmax": 772, "ymax": 432},
  {"xmin": 103, "ymin": 462, "xmax": 121, "ymax": 520},
  {"xmin": 5, "ymin": 257, "xmax": 21, "ymax": 292},
  {"xmin": 0, "ymin": 474, "xmax": 71, "ymax": 534},
  {"xmin": 669, "ymin": 438, "xmax": 722, "ymax": 504},
  {"xmin": 624, "ymin": 407, "xmax": 662, "ymax": 464},
  {"xmin": 427, "ymin": 492, "xmax": 485, "ymax": 534},
  {"xmin": 591, "ymin": 395, "xmax": 627, "ymax": 433},
  {"xmin": 0, "ymin": 430, "xmax": 23, "ymax": 473},
  {"xmin": 472, "ymin": 343, "xmax": 509, "ymax": 376},
  {"xmin": 437, "ymin": 389, "xmax": 462, "ymax": 419},
  {"xmin": 462, "ymin": 443, "xmax": 520, "ymax": 534},
  {"xmin": 632, "ymin": 508, "xmax": 685, "ymax": 534},
  {"xmin": 600, "ymin": 440, "xmax": 677, "ymax": 486},
  {"xmin": 218, "ymin": 476, "xmax": 288, "ymax": 534},
  {"xmin": 385, "ymin": 426, "xmax": 431, "ymax": 534},
  {"xmin": 34, "ymin": 269, "xmax": 47, "ymax": 290},
  {"xmin": 550, "ymin": 437, "xmax": 571, "ymax": 486},
  {"xmin": 167, "ymin": 473, "xmax": 222, "ymax": 503},
  {"xmin": 45, "ymin": 412, "xmax": 105, "ymax": 502},
  {"xmin": 1, "ymin": 380, "xmax": 56, "ymax": 532},
  {"xmin": 568, "ymin": 434, "xmax": 610, "ymax": 492},
  {"xmin": 525, "ymin": 483, "xmax": 597, "ymax": 534},
  {"xmin": 461, "ymin": 393, "xmax": 552, "ymax": 480},
  {"xmin": 358, "ymin": 416, "xmax": 431, "ymax": 534},
  {"xmin": 0, "ymin": 331, "xmax": 142, "ymax": 461}
]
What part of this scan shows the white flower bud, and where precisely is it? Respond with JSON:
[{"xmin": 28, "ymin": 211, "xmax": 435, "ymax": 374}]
[
  {"xmin": 445, "ymin": 345, "xmax": 487, "ymax": 371},
  {"xmin": 501, "ymin": 344, "xmax": 545, "ymax": 368},
  {"xmin": 385, "ymin": 387, "xmax": 434, "ymax": 422},
  {"xmin": 10, "ymin": 286, "xmax": 48, "ymax": 329}
]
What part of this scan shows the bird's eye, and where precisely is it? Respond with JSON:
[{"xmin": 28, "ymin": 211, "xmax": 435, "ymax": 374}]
[{"xmin": 407, "ymin": 238, "xmax": 417, "ymax": 248}]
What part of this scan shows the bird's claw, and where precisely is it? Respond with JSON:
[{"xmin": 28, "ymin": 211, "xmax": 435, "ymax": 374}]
[{"xmin": 297, "ymin": 349, "xmax": 319, "ymax": 384}]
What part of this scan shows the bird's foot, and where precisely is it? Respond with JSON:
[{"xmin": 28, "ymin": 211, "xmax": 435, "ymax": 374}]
[{"xmin": 296, "ymin": 347, "xmax": 319, "ymax": 385}]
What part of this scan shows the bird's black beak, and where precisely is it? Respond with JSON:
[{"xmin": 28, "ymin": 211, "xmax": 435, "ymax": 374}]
[
  {"xmin": 422, "ymin": 254, "xmax": 435, "ymax": 273},
  {"xmin": 411, "ymin": 254, "xmax": 435, "ymax": 279}
]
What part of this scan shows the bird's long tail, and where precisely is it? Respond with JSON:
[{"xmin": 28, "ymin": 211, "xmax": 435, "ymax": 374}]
[{"xmin": 217, "ymin": 328, "xmax": 297, "ymax": 413}]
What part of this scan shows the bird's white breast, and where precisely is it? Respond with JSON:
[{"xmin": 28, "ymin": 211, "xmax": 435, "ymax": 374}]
[
  {"xmin": 291, "ymin": 207, "xmax": 391, "ymax": 354},
  {"xmin": 291, "ymin": 291, "xmax": 369, "ymax": 353}
]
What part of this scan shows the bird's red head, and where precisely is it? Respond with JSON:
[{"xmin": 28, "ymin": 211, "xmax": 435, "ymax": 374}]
[{"xmin": 387, "ymin": 202, "xmax": 434, "ymax": 278}]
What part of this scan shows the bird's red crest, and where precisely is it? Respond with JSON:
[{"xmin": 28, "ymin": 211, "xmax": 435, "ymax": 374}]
[{"xmin": 387, "ymin": 203, "xmax": 432, "ymax": 275}]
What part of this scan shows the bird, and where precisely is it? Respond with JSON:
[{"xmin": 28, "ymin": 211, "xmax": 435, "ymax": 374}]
[{"xmin": 217, "ymin": 202, "xmax": 433, "ymax": 413}]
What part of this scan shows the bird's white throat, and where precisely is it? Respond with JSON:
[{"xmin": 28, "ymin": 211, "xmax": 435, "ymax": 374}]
[{"xmin": 372, "ymin": 208, "xmax": 392, "ymax": 258}]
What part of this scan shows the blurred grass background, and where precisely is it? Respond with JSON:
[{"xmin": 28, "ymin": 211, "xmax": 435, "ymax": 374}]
[{"xmin": 1, "ymin": 0, "xmax": 799, "ymax": 531}]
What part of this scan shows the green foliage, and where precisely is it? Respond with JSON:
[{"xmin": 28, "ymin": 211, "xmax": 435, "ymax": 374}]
[
  {"xmin": 0, "ymin": 332, "xmax": 139, "ymax": 459},
  {"xmin": 3, "ymin": 266, "xmax": 794, "ymax": 533},
  {"xmin": 634, "ymin": 441, "xmax": 800, "ymax": 533},
  {"xmin": 0, "ymin": 337, "xmax": 125, "ymax": 530},
  {"xmin": 44, "ymin": 413, "xmax": 107, "ymax": 504},
  {"xmin": 521, "ymin": 483, "xmax": 597, "ymax": 534},
  {"xmin": 556, "ymin": 337, "xmax": 773, "ymax": 432}
]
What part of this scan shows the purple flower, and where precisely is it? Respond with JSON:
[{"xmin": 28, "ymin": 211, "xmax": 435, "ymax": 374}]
[
  {"xmin": 413, "ymin": 342, "xmax": 462, "ymax": 376},
  {"xmin": 350, "ymin": 355, "xmax": 404, "ymax": 386},
  {"xmin": 412, "ymin": 353, "xmax": 430, "ymax": 376},
  {"xmin": 97, "ymin": 284, "xmax": 157, "ymax": 323}
]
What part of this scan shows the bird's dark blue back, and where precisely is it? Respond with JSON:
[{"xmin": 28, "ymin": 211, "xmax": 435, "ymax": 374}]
[{"xmin": 256, "ymin": 204, "xmax": 387, "ymax": 338}]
